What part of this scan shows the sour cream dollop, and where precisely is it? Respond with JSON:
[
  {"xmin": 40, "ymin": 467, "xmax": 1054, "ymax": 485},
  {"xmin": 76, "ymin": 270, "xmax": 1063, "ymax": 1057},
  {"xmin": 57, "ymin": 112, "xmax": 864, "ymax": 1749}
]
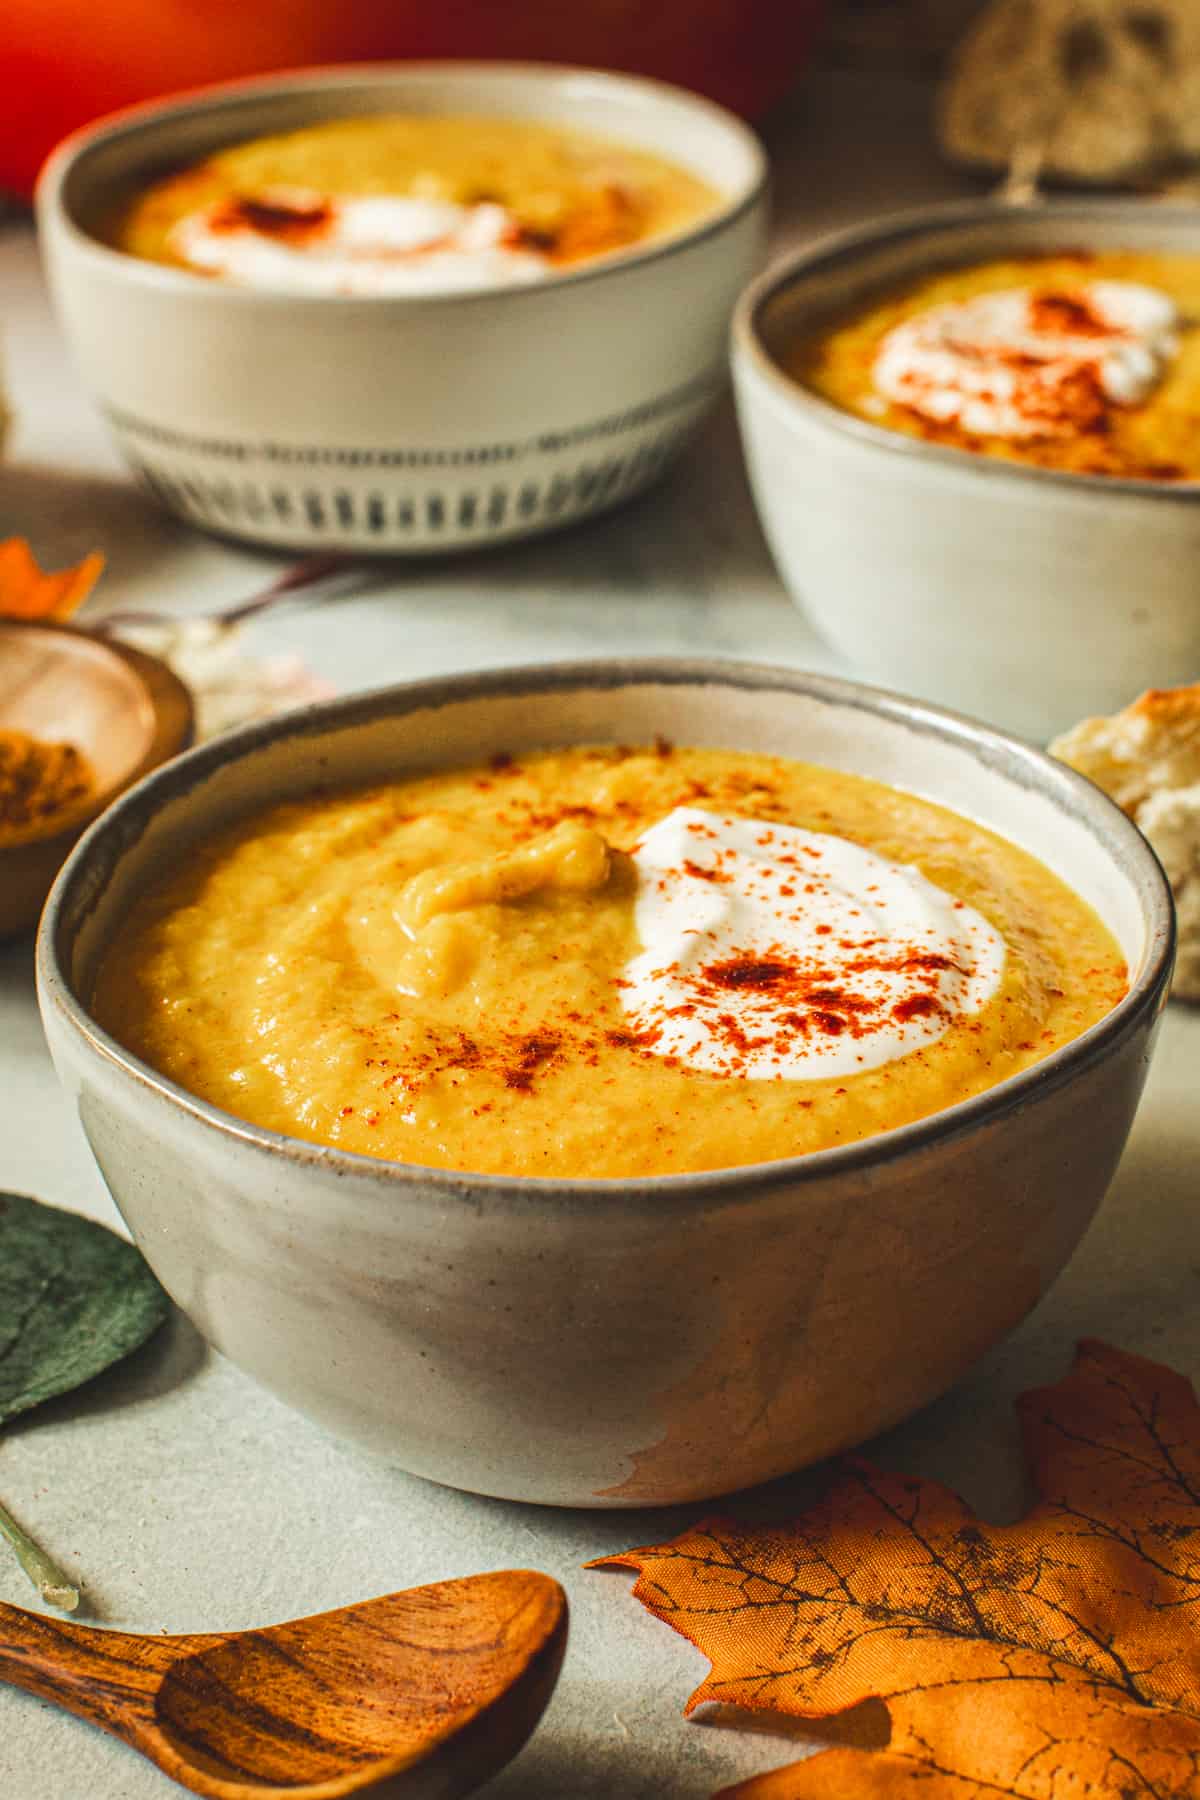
[
  {"xmin": 872, "ymin": 281, "xmax": 1178, "ymax": 438},
  {"xmin": 167, "ymin": 190, "xmax": 551, "ymax": 294},
  {"xmin": 621, "ymin": 808, "xmax": 1005, "ymax": 1081}
]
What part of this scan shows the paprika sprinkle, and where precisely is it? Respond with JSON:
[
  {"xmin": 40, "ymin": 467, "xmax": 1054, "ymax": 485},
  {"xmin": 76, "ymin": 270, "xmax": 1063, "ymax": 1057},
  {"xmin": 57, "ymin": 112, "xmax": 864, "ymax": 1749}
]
[{"xmin": 790, "ymin": 249, "xmax": 1200, "ymax": 480}]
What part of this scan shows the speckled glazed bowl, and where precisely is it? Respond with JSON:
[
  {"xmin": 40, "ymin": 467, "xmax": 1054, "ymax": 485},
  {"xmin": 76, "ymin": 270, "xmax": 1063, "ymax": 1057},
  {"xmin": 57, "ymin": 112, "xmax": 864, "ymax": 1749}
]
[
  {"xmin": 37, "ymin": 62, "xmax": 766, "ymax": 554},
  {"xmin": 37, "ymin": 661, "xmax": 1173, "ymax": 1507},
  {"xmin": 733, "ymin": 200, "xmax": 1200, "ymax": 743}
]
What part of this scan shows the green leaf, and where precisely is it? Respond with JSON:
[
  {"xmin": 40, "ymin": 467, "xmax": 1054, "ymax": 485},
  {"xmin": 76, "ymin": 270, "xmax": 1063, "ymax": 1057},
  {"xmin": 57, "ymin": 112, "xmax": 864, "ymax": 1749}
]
[
  {"xmin": 0, "ymin": 1191, "xmax": 169, "ymax": 1425},
  {"xmin": 0, "ymin": 1193, "xmax": 169, "ymax": 1609}
]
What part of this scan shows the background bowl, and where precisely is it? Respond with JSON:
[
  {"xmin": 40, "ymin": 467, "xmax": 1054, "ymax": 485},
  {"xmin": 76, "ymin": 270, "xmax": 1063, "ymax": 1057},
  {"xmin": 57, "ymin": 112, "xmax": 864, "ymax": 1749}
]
[
  {"xmin": 37, "ymin": 62, "xmax": 767, "ymax": 555},
  {"xmin": 37, "ymin": 660, "xmax": 1172, "ymax": 1506},
  {"xmin": 0, "ymin": 620, "xmax": 192, "ymax": 938},
  {"xmin": 733, "ymin": 200, "xmax": 1200, "ymax": 744}
]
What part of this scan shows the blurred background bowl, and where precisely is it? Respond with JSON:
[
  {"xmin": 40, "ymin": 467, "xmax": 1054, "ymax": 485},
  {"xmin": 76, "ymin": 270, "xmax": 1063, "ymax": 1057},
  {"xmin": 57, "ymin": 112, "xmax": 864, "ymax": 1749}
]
[
  {"xmin": 733, "ymin": 199, "xmax": 1200, "ymax": 744},
  {"xmin": 37, "ymin": 62, "xmax": 768, "ymax": 556}
]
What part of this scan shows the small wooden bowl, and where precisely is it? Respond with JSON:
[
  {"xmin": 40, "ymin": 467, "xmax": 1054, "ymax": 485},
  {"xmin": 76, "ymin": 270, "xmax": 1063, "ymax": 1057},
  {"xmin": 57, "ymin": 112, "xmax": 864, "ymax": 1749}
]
[{"xmin": 0, "ymin": 620, "xmax": 193, "ymax": 939}]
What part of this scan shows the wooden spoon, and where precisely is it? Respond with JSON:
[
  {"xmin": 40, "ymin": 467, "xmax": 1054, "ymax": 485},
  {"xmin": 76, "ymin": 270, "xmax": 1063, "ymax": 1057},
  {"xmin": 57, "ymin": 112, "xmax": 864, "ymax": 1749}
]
[
  {"xmin": 0, "ymin": 618, "xmax": 193, "ymax": 938},
  {"xmin": 0, "ymin": 1569, "xmax": 567, "ymax": 1798}
]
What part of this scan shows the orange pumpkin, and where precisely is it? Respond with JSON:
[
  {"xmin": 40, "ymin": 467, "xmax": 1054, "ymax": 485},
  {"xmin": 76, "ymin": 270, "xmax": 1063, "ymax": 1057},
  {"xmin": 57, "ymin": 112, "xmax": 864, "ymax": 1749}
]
[{"xmin": 0, "ymin": 2, "xmax": 824, "ymax": 200}]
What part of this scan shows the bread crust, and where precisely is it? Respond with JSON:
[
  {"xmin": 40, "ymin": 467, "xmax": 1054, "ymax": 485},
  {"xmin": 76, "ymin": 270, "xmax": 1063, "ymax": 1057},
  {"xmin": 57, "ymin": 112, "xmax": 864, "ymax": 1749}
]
[
  {"xmin": 1052, "ymin": 683, "xmax": 1200, "ymax": 998},
  {"xmin": 938, "ymin": 0, "xmax": 1200, "ymax": 186}
]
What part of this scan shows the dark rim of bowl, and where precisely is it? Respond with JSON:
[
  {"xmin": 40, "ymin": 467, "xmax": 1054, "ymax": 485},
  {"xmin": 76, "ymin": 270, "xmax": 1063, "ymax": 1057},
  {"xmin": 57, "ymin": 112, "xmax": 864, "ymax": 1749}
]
[
  {"xmin": 733, "ymin": 196, "xmax": 1200, "ymax": 501},
  {"xmin": 39, "ymin": 657, "xmax": 1175, "ymax": 1208},
  {"xmin": 37, "ymin": 60, "xmax": 769, "ymax": 309}
]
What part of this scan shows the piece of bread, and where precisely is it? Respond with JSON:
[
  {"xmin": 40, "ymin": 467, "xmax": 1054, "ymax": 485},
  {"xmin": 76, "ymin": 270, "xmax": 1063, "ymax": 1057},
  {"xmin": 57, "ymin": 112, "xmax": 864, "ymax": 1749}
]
[
  {"xmin": 1138, "ymin": 784, "xmax": 1200, "ymax": 997},
  {"xmin": 1051, "ymin": 684, "xmax": 1200, "ymax": 998},
  {"xmin": 938, "ymin": 0, "xmax": 1200, "ymax": 186}
]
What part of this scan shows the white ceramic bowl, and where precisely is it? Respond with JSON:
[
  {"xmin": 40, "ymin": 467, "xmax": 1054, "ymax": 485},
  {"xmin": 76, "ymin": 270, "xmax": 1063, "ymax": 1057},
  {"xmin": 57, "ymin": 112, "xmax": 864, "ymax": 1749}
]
[
  {"xmin": 733, "ymin": 200, "xmax": 1200, "ymax": 743},
  {"xmin": 38, "ymin": 661, "xmax": 1172, "ymax": 1507},
  {"xmin": 36, "ymin": 63, "xmax": 766, "ymax": 555}
]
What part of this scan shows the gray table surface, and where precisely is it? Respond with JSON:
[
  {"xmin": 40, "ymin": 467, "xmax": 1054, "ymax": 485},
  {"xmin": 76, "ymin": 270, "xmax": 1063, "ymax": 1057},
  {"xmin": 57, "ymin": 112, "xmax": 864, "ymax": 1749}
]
[{"xmin": 3, "ymin": 69, "xmax": 1197, "ymax": 1800}]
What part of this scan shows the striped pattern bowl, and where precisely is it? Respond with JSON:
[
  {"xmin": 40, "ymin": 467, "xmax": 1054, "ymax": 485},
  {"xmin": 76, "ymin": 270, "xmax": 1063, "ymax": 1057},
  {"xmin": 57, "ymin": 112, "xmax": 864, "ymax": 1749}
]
[{"xmin": 37, "ymin": 63, "xmax": 767, "ymax": 554}]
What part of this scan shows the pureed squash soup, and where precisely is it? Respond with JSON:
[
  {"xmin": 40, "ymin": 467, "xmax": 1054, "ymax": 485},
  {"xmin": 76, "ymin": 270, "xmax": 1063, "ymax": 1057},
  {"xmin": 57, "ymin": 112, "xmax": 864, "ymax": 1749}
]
[
  {"xmin": 91, "ymin": 743, "xmax": 1127, "ymax": 1180},
  {"xmin": 108, "ymin": 114, "xmax": 722, "ymax": 295},
  {"xmin": 788, "ymin": 249, "xmax": 1200, "ymax": 481}
]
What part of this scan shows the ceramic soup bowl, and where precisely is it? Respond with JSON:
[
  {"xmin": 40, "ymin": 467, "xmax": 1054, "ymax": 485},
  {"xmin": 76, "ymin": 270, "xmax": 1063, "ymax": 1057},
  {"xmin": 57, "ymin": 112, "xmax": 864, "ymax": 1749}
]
[
  {"xmin": 733, "ymin": 200, "xmax": 1200, "ymax": 743},
  {"xmin": 37, "ymin": 62, "xmax": 766, "ymax": 555},
  {"xmin": 37, "ymin": 661, "xmax": 1172, "ymax": 1506}
]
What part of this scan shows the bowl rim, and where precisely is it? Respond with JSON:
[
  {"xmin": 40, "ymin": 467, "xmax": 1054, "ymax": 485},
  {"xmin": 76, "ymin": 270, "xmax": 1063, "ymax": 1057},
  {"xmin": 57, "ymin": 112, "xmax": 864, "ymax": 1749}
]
[
  {"xmin": 37, "ymin": 656, "xmax": 1175, "ymax": 1206},
  {"xmin": 36, "ymin": 59, "xmax": 769, "ymax": 310},
  {"xmin": 732, "ymin": 195, "xmax": 1200, "ymax": 502}
]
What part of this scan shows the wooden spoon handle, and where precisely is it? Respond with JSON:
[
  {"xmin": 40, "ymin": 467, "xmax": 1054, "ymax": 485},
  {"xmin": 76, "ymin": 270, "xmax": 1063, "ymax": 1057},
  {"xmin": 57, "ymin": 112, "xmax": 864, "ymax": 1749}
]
[{"xmin": 0, "ymin": 1601, "xmax": 213, "ymax": 1741}]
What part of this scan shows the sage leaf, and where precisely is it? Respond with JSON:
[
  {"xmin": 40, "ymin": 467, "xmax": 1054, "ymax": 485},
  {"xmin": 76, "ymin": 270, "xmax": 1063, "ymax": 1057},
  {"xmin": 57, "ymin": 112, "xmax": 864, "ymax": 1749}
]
[
  {"xmin": 0, "ymin": 1191, "xmax": 169, "ymax": 1425},
  {"xmin": 0, "ymin": 1192, "xmax": 170, "ymax": 1608}
]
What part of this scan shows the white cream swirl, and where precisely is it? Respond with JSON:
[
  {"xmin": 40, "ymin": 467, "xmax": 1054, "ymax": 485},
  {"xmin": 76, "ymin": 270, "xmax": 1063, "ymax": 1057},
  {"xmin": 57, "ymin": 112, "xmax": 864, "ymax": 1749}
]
[
  {"xmin": 167, "ymin": 191, "xmax": 551, "ymax": 295},
  {"xmin": 621, "ymin": 808, "xmax": 1005, "ymax": 1081},
  {"xmin": 872, "ymin": 281, "xmax": 1178, "ymax": 438}
]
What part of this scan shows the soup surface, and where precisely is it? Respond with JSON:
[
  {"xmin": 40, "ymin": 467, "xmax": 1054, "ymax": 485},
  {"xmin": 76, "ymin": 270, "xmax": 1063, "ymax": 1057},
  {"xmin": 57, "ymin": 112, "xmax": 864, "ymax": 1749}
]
[
  {"xmin": 110, "ymin": 115, "xmax": 721, "ymax": 294},
  {"xmin": 789, "ymin": 250, "xmax": 1200, "ymax": 480},
  {"xmin": 92, "ymin": 744, "xmax": 1127, "ymax": 1179}
]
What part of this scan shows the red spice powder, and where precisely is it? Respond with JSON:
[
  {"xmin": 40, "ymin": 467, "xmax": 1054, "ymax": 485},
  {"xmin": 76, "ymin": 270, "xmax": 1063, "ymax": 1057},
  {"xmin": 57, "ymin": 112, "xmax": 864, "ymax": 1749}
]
[
  {"xmin": 683, "ymin": 858, "xmax": 732, "ymax": 885},
  {"xmin": 444, "ymin": 1033, "xmax": 484, "ymax": 1072},
  {"xmin": 809, "ymin": 1011, "xmax": 844, "ymax": 1036},
  {"xmin": 627, "ymin": 929, "xmax": 969, "ymax": 1074},
  {"xmin": 706, "ymin": 957, "xmax": 796, "ymax": 991},
  {"xmin": 213, "ymin": 193, "xmax": 332, "ymax": 239},
  {"xmin": 1027, "ymin": 290, "xmax": 1110, "ymax": 337},
  {"xmin": 892, "ymin": 993, "xmax": 944, "ymax": 1024},
  {"xmin": 605, "ymin": 1026, "xmax": 661, "ymax": 1050},
  {"xmin": 502, "ymin": 1032, "xmax": 562, "ymax": 1092},
  {"xmin": 892, "ymin": 285, "xmax": 1137, "ymax": 446}
]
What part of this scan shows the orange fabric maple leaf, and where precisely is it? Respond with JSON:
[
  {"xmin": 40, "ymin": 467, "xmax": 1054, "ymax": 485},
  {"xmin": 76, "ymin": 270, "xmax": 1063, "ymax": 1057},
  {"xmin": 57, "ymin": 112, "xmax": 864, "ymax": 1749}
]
[
  {"xmin": 594, "ymin": 1340, "xmax": 1200, "ymax": 1798},
  {"xmin": 0, "ymin": 537, "xmax": 104, "ymax": 620}
]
